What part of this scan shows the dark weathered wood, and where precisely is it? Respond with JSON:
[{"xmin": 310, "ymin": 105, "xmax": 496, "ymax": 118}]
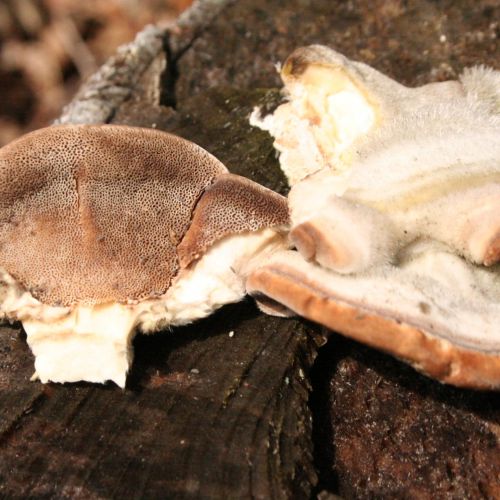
[
  {"xmin": 311, "ymin": 340, "xmax": 500, "ymax": 499},
  {"xmin": 55, "ymin": 25, "xmax": 166, "ymax": 126},
  {"xmin": 1, "ymin": 0, "xmax": 499, "ymax": 498},
  {"xmin": 0, "ymin": 305, "xmax": 321, "ymax": 499}
]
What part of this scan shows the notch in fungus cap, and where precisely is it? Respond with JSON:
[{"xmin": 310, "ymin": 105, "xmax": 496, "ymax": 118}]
[{"xmin": 0, "ymin": 125, "xmax": 289, "ymax": 387}]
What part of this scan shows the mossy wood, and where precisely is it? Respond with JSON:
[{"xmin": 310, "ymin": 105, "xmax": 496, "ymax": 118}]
[{"xmin": 1, "ymin": 0, "xmax": 499, "ymax": 498}]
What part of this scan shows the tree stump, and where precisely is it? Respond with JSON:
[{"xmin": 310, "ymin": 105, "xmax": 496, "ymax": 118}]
[{"xmin": 1, "ymin": 1, "xmax": 499, "ymax": 498}]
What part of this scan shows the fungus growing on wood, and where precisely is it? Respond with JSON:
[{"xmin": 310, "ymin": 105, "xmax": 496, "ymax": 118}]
[
  {"xmin": 1, "ymin": 47, "xmax": 499, "ymax": 391},
  {"xmin": 249, "ymin": 45, "xmax": 500, "ymax": 389},
  {"xmin": 0, "ymin": 125, "xmax": 289, "ymax": 387}
]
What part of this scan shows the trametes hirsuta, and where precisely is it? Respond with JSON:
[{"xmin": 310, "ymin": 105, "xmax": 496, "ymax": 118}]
[{"xmin": 250, "ymin": 46, "xmax": 500, "ymax": 389}]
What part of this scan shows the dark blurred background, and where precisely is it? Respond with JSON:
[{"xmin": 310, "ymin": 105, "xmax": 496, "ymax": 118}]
[{"xmin": 0, "ymin": 0, "xmax": 192, "ymax": 146}]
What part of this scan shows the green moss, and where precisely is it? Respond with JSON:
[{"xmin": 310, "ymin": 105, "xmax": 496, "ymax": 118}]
[{"xmin": 172, "ymin": 87, "xmax": 289, "ymax": 195}]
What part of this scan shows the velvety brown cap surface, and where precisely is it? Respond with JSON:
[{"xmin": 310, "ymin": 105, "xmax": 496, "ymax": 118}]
[
  {"xmin": 177, "ymin": 173, "xmax": 289, "ymax": 268},
  {"xmin": 0, "ymin": 125, "xmax": 227, "ymax": 305}
]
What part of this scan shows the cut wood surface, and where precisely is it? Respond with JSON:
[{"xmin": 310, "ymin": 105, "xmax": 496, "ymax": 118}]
[
  {"xmin": 0, "ymin": 308, "xmax": 321, "ymax": 498},
  {"xmin": 1, "ymin": 0, "xmax": 499, "ymax": 498}
]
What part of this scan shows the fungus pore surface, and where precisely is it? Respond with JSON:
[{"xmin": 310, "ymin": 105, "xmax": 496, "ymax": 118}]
[
  {"xmin": 0, "ymin": 125, "xmax": 228, "ymax": 306},
  {"xmin": 0, "ymin": 125, "xmax": 289, "ymax": 386}
]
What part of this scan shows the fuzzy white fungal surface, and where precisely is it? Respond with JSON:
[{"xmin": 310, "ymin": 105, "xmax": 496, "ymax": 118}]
[
  {"xmin": 250, "ymin": 74, "xmax": 376, "ymax": 185},
  {"xmin": 289, "ymin": 121, "xmax": 500, "ymax": 273},
  {"xmin": 250, "ymin": 57, "xmax": 380, "ymax": 185},
  {"xmin": 255, "ymin": 46, "xmax": 500, "ymax": 272},
  {"xmin": 250, "ymin": 47, "xmax": 499, "ymax": 189},
  {"xmin": 248, "ymin": 46, "xmax": 500, "ymax": 387},
  {"xmin": 263, "ymin": 243, "xmax": 500, "ymax": 351}
]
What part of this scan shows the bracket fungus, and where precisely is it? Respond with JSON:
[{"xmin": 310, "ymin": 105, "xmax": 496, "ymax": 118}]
[
  {"xmin": 249, "ymin": 45, "xmax": 500, "ymax": 389},
  {"xmin": 1, "ymin": 47, "xmax": 499, "ymax": 391},
  {"xmin": 0, "ymin": 125, "xmax": 289, "ymax": 387}
]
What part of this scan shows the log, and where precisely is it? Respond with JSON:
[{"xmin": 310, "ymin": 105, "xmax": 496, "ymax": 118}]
[{"xmin": 1, "ymin": 0, "xmax": 499, "ymax": 498}]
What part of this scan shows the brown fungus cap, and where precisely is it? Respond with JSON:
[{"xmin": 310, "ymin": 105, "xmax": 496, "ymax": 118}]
[
  {"xmin": 177, "ymin": 173, "xmax": 290, "ymax": 269},
  {"xmin": 0, "ymin": 125, "xmax": 228, "ymax": 306}
]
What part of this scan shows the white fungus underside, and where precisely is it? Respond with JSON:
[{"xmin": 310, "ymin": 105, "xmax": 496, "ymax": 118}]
[
  {"xmin": 0, "ymin": 228, "xmax": 286, "ymax": 387},
  {"xmin": 272, "ymin": 241, "xmax": 500, "ymax": 352},
  {"xmin": 287, "ymin": 127, "xmax": 500, "ymax": 271}
]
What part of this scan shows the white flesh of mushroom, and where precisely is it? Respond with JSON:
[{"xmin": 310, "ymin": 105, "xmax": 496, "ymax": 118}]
[
  {"xmin": 1, "ymin": 228, "xmax": 285, "ymax": 387},
  {"xmin": 250, "ymin": 54, "xmax": 381, "ymax": 185}
]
